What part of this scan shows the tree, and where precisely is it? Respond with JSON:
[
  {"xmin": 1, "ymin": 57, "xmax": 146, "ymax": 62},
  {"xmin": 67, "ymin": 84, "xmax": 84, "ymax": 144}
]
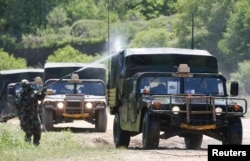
[
  {"xmin": 129, "ymin": 28, "xmax": 174, "ymax": 47},
  {"xmin": 46, "ymin": 45, "xmax": 101, "ymax": 63},
  {"xmin": 0, "ymin": 49, "xmax": 27, "ymax": 70},
  {"xmin": 230, "ymin": 60, "xmax": 250, "ymax": 95},
  {"xmin": 47, "ymin": 5, "xmax": 68, "ymax": 30},
  {"xmin": 174, "ymin": 0, "xmax": 234, "ymax": 50},
  {"xmin": 218, "ymin": 0, "xmax": 250, "ymax": 74}
]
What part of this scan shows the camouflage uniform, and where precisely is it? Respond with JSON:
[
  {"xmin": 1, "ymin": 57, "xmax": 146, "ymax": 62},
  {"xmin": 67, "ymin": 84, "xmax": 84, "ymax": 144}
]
[{"xmin": 17, "ymin": 79, "xmax": 45, "ymax": 146}]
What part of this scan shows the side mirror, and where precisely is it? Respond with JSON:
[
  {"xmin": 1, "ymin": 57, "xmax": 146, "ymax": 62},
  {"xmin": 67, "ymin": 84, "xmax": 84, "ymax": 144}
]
[{"xmin": 230, "ymin": 81, "xmax": 239, "ymax": 96}]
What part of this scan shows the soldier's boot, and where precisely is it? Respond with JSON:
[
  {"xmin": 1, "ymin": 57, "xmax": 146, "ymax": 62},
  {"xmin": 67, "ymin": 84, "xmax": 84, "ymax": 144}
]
[
  {"xmin": 25, "ymin": 134, "xmax": 32, "ymax": 143},
  {"xmin": 33, "ymin": 131, "xmax": 41, "ymax": 146},
  {"xmin": 33, "ymin": 139, "xmax": 40, "ymax": 146}
]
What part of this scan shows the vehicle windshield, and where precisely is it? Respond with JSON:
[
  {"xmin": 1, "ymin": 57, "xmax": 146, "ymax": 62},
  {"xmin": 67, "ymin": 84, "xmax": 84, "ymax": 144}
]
[
  {"xmin": 140, "ymin": 76, "xmax": 224, "ymax": 95},
  {"xmin": 45, "ymin": 80, "xmax": 105, "ymax": 95},
  {"xmin": 7, "ymin": 83, "xmax": 42, "ymax": 96}
]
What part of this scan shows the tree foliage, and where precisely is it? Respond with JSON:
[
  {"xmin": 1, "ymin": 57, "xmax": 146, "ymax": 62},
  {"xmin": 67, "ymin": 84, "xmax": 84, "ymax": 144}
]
[
  {"xmin": 46, "ymin": 45, "xmax": 101, "ymax": 63},
  {"xmin": 129, "ymin": 28, "xmax": 174, "ymax": 47},
  {"xmin": 230, "ymin": 60, "xmax": 250, "ymax": 95},
  {"xmin": 0, "ymin": 49, "xmax": 27, "ymax": 70},
  {"xmin": 218, "ymin": 0, "xmax": 250, "ymax": 73}
]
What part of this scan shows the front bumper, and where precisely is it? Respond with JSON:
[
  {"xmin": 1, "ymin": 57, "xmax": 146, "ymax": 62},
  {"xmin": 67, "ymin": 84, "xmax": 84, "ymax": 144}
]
[{"xmin": 148, "ymin": 95, "xmax": 247, "ymax": 130}]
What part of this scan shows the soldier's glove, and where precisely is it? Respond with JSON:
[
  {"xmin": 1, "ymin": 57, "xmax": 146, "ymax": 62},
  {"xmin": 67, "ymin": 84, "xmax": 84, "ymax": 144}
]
[{"xmin": 41, "ymin": 87, "xmax": 47, "ymax": 94}]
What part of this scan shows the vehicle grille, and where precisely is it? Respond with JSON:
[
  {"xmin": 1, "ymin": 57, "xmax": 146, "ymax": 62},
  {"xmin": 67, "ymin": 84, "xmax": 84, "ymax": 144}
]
[
  {"xmin": 64, "ymin": 101, "xmax": 83, "ymax": 114},
  {"xmin": 185, "ymin": 96, "xmax": 215, "ymax": 125},
  {"xmin": 67, "ymin": 101, "xmax": 81, "ymax": 107},
  {"xmin": 64, "ymin": 94, "xmax": 85, "ymax": 114}
]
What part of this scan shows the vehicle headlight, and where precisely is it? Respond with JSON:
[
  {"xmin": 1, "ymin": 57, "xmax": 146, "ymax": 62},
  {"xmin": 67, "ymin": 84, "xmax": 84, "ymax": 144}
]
[
  {"xmin": 86, "ymin": 102, "xmax": 93, "ymax": 109},
  {"xmin": 38, "ymin": 100, "xmax": 41, "ymax": 104},
  {"xmin": 215, "ymin": 107, "xmax": 223, "ymax": 115},
  {"xmin": 57, "ymin": 102, "xmax": 64, "ymax": 109},
  {"xmin": 172, "ymin": 106, "xmax": 180, "ymax": 115}
]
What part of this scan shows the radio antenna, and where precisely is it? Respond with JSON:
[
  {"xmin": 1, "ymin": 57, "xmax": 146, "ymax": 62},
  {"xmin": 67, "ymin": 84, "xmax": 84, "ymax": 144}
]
[{"xmin": 191, "ymin": 13, "xmax": 194, "ymax": 49}]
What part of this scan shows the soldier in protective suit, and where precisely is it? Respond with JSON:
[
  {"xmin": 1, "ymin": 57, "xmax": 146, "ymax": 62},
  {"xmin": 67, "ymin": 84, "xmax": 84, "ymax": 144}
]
[{"xmin": 17, "ymin": 78, "xmax": 46, "ymax": 146}]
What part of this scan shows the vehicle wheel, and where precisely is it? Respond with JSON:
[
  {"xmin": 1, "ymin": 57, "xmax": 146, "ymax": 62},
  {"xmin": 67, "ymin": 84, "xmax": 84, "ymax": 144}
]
[
  {"xmin": 184, "ymin": 134, "xmax": 203, "ymax": 149},
  {"xmin": 222, "ymin": 117, "xmax": 242, "ymax": 145},
  {"xmin": 142, "ymin": 111, "xmax": 160, "ymax": 149},
  {"xmin": 113, "ymin": 113, "xmax": 130, "ymax": 148},
  {"xmin": 42, "ymin": 108, "xmax": 54, "ymax": 131},
  {"xmin": 95, "ymin": 109, "xmax": 107, "ymax": 132}
]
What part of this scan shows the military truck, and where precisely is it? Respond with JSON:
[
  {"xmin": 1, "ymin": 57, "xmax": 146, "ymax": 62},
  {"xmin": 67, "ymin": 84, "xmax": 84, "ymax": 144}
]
[
  {"xmin": 107, "ymin": 48, "xmax": 247, "ymax": 149},
  {"xmin": 0, "ymin": 69, "xmax": 43, "ymax": 122},
  {"xmin": 42, "ymin": 62, "xmax": 107, "ymax": 132},
  {"xmin": 6, "ymin": 77, "xmax": 44, "ymax": 122}
]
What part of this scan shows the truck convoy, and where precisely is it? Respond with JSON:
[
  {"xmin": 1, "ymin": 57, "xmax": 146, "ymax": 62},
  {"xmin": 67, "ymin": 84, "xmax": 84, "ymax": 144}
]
[
  {"xmin": 42, "ymin": 62, "xmax": 107, "ymax": 132},
  {"xmin": 107, "ymin": 48, "xmax": 247, "ymax": 149},
  {"xmin": 0, "ymin": 69, "xmax": 44, "ymax": 122}
]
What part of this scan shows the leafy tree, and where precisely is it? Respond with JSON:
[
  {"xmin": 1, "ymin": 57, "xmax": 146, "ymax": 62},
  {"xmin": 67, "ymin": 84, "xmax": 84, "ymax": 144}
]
[
  {"xmin": 129, "ymin": 28, "xmax": 174, "ymax": 47},
  {"xmin": 46, "ymin": 45, "xmax": 101, "ymax": 63},
  {"xmin": 71, "ymin": 20, "xmax": 106, "ymax": 39},
  {"xmin": 218, "ymin": 0, "xmax": 250, "ymax": 74},
  {"xmin": 174, "ymin": 0, "xmax": 234, "ymax": 51},
  {"xmin": 124, "ymin": 0, "xmax": 177, "ymax": 20},
  {"xmin": 230, "ymin": 60, "xmax": 250, "ymax": 95},
  {"xmin": 0, "ymin": 49, "xmax": 27, "ymax": 70},
  {"xmin": 46, "ymin": 5, "xmax": 68, "ymax": 30}
]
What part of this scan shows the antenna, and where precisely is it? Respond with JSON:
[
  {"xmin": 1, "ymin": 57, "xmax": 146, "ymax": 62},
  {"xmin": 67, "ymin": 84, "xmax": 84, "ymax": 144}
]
[
  {"xmin": 107, "ymin": 0, "xmax": 111, "ymax": 87},
  {"xmin": 191, "ymin": 13, "xmax": 194, "ymax": 49}
]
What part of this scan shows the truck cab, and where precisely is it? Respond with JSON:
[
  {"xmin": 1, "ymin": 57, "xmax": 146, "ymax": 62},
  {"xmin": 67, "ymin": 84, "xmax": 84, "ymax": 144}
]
[{"xmin": 108, "ymin": 48, "xmax": 247, "ymax": 149}]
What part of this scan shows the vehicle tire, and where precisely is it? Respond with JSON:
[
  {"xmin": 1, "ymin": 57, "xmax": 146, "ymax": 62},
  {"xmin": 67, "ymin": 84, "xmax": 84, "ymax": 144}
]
[
  {"xmin": 184, "ymin": 134, "xmax": 203, "ymax": 149},
  {"xmin": 42, "ymin": 108, "xmax": 53, "ymax": 131},
  {"xmin": 95, "ymin": 109, "xmax": 107, "ymax": 132},
  {"xmin": 113, "ymin": 113, "xmax": 130, "ymax": 148},
  {"xmin": 142, "ymin": 111, "xmax": 160, "ymax": 149},
  {"xmin": 222, "ymin": 117, "xmax": 242, "ymax": 145}
]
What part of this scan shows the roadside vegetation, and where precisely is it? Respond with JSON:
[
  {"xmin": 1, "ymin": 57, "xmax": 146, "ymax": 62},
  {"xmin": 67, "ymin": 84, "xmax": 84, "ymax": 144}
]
[{"xmin": 0, "ymin": 121, "xmax": 122, "ymax": 161}]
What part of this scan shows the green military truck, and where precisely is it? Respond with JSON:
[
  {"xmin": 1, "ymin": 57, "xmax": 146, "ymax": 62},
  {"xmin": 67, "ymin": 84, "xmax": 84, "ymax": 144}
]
[
  {"xmin": 107, "ymin": 48, "xmax": 247, "ymax": 149},
  {"xmin": 42, "ymin": 62, "xmax": 107, "ymax": 132},
  {"xmin": 0, "ymin": 69, "xmax": 43, "ymax": 122}
]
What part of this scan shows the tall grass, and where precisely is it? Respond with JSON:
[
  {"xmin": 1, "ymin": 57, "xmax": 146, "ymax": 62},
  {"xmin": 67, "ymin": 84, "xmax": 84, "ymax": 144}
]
[{"xmin": 0, "ymin": 123, "xmax": 124, "ymax": 161}]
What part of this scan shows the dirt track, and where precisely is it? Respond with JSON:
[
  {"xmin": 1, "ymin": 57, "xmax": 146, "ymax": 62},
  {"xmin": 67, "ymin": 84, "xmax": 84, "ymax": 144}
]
[
  {"xmin": 52, "ymin": 111, "xmax": 250, "ymax": 161},
  {"xmin": 7, "ymin": 111, "xmax": 250, "ymax": 161}
]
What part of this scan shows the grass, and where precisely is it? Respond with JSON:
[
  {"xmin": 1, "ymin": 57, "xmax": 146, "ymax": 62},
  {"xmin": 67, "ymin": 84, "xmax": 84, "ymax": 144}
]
[{"xmin": 0, "ymin": 123, "xmax": 124, "ymax": 161}]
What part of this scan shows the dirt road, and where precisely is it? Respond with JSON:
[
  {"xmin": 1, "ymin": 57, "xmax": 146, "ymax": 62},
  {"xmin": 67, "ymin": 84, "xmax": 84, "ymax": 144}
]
[
  {"xmin": 51, "ymin": 111, "xmax": 250, "ymax": 161},
  {"xmin": 7, "ymin": 111, "xmax": 249, "ymax": 161}
]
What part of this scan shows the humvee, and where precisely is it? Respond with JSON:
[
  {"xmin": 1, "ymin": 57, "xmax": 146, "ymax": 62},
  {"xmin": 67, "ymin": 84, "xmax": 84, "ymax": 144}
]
[
  {"xmin": 0, "ymin": 69, "xmax": 43, "ymax": 122},
  {"xmin": 107, "ymin": 48, "xmax": 247, "ymax": 149},
  {"xmin": 42, "ymin": 62, "xmax": 107, "ymax": 132}
]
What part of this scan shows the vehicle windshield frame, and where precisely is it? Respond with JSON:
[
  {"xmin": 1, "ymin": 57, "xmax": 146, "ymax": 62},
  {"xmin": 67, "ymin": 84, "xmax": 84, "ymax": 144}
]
[
  {"xmin": 137, "ymin": 73, "xmax": 226, "ymax": 96},
  {"xmin": 44, "ymin": 79, "xmax": 106, "ymax": 95}
]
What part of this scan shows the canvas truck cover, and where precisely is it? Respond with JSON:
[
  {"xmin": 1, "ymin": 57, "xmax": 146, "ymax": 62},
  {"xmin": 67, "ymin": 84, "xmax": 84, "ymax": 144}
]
[
  {"xmin": 0, "ymin": 68, "xmax": 44, "ymax": 96},
  {"xmin": 112, "ymin": 48, "xmax": 218, "ymax": 78},
  {"xmin": 44, "ymin": 62, "xmax": 106, "ymax": 82}
]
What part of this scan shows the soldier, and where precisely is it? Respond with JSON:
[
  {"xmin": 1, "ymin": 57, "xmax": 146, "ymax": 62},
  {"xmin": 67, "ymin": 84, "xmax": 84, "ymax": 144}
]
[{"xmin": 17, "ymin": 79, "xmax": 46, "ymax": 146}]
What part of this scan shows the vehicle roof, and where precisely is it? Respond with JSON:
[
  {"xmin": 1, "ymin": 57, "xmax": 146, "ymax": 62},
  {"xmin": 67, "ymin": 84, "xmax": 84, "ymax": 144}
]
[
  {"xmin": 44, "ymin": 62, "xmax": 106, "ymax": 69},
  {"xmin": 123, "ymin": 48, "xmax": 213, "ymax": 57},
  {"xmin": 0, "ymin": 68, "xmax": 44, "ymax": 75}
]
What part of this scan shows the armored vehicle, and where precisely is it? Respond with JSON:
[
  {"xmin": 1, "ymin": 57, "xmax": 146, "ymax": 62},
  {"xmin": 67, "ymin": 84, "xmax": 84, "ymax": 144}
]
[
  {"xmin": 0, "ymin": 69, "xmax": 43, "ymax": 122},
  {"xmin": 42, "ymin": 62, "xmax": 107, "ymax": 132},
  {"xmin": 108, "ymin": 48, "xmax": 247, "ymax": 149}
]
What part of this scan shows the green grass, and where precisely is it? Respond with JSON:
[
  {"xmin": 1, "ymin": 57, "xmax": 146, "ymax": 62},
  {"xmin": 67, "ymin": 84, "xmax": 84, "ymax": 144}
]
[{"xmin": 0, "ymin": 123, "xmax": 124, "ymax": 161}]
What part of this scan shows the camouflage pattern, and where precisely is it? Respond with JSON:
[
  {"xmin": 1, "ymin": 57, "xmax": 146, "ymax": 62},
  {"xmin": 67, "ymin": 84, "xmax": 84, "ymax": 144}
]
[{"xmin": 16, "ymin": 80, "xmax": 45, "ymax": 146}]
